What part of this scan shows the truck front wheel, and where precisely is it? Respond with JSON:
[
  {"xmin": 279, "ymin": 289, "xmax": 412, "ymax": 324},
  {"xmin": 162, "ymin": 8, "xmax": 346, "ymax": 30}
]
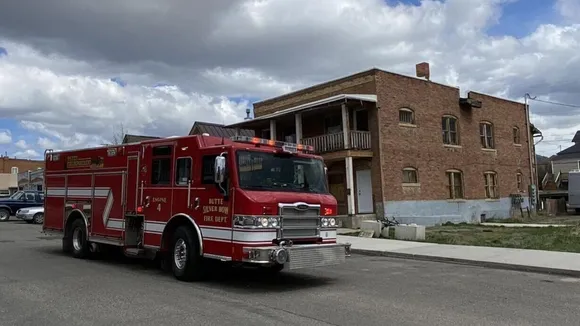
[{"xmin": 171, "ymin": 225, "xmax": 205, "ymax": 282}]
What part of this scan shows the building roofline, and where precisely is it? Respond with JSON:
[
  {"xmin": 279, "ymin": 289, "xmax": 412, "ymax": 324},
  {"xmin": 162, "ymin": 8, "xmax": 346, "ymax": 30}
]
[
  {"xmin": 374, "ymin": 68, "xmax": 460, "ymax": 91},
  {"xmin": 467, "ymin": 91, "xmax": 525, "ymax": 106},
  {"xmin": 188, "ymin": 120, "xmax": 254, "ymax": 136},
  {"xmin": 0, "ymin": 156, "xmax": 44, "ymax": 163},
  {"xmin": 253, "ymin": 68, "xmax": 379, "ymax": 106},
  {"xmin": 227, "ymin": 94, "xmax": 377, "ymax": 128}
]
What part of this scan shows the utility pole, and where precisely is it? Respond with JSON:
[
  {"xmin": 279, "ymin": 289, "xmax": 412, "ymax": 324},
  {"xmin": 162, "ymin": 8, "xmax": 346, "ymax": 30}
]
[{"xmin": 524, "ymin": 93, "xmax": 538, "ymax": 212}]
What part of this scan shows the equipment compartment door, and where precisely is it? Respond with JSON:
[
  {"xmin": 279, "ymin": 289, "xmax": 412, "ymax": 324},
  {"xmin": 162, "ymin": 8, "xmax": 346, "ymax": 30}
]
[
  {"xmin": 44, "ymin": 175, "xmax": 66, "ymax": 232},
  {"xmin": 125, "ymin": 155, "xmax": 139, "ymax": 213}
]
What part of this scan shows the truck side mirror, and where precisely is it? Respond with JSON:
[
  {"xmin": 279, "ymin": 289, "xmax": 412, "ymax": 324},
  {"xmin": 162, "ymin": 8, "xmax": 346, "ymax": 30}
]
[{"xmin": 214, "ymin": 156, "xmax": 226, "ymax": 184}]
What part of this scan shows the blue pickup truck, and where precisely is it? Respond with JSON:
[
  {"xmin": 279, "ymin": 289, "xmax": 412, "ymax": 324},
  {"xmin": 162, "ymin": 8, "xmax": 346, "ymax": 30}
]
[{"xmin": 0, "ymin": 190, "xmax": 44, "ymax": 222}]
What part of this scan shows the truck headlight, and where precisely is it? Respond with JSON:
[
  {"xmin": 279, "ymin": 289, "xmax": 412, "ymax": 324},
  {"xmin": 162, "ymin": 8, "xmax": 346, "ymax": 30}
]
[
  {"xmin": 234, "ymin": 215, "xmax": 280, "ymax": 228},
  {"xmin": 321, "ymin": 217, "xmax": 336, "ymax": 228}
]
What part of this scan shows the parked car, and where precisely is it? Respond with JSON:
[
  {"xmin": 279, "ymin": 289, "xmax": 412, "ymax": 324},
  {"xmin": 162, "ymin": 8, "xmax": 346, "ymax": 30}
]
[
  {"xmin": 0, "ymin": 190, "xmax": 45, "ymax": 222},
  {"xmin": 15, "ymin": 206, "xmax": 44, "ymax": 224}
]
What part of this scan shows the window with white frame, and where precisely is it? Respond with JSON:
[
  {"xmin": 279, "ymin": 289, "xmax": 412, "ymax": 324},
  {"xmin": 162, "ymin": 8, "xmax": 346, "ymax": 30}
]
[
  {"xmin": 11, "ymin": 167, "xmax": 18, "ymax": 174},
  {"xmin": 442, "ymin": 116, "xmax": 459, "ymax": 145},
  {"xmin": 484, "ymin": 171, "xmax": 498, "ymax": 199},
  {"xmin": 516, "ymin": 172, "xmax": 523, "ymax": 192},
  {"xmin": 399, "ymin": 108, "xmax": 415, "ymax": 124},
  {"xmin": 402, "ymin": 167, "xmax": 418, "ymax": 183},
  {"xmin": 480, "ymin": 122, "xmax": 494, "ymax": 149},
  {"xmin": 446, "ymin": 169, "xmax": 464, "ymax": 199},
  {"xmin": 513, "ymin": 127, "xmax": 521, "ymax": 144}
]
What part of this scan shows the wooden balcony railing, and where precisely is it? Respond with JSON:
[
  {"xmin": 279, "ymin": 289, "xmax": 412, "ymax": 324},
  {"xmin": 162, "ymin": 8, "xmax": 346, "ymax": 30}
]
[{"xmin": 302, "ymin": 131, "xmax": 371, "ymax": 154}]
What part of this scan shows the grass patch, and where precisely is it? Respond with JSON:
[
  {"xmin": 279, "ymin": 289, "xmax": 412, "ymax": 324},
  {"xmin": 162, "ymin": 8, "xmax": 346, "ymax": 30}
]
[{"xmin": 426, "ymin": 224, "xmax": 580, "ymax": 253}]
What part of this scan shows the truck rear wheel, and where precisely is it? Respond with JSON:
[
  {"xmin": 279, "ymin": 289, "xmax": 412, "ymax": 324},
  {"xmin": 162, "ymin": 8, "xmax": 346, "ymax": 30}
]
[
  {"xmin": 68, "ymin": 219, "xmax": 91, "ymax": 259},
  {"xmin": 170, "ymin": 225, "xmax": 205, "ymax": 282}
]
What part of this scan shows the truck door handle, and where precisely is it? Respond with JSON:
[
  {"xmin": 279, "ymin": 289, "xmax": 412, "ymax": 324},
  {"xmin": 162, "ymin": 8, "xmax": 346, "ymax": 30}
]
[{"xmin": 194, "ymin": 197, "xmax": 200, "ymax": 210}]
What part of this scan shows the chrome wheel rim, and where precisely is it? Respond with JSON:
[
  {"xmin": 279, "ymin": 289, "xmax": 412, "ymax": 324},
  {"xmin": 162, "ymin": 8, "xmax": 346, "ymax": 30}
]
[
  {"xmin": 34, "ymin": 214, "xmax": 44, "ymax": 224},
  {"xmin": 173, "ymin": 239, "xmax": 187, "ymax": 270},
  {"xmin": 0, "ymin": 211, "xmax": 8, "ymax": 220},
  {"xmin": 72, "ymin": 227, "xmax": 83, "ymax": 251}
]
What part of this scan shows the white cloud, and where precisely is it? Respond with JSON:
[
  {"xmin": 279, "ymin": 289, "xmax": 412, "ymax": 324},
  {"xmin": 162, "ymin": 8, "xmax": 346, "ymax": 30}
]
[
  {"xmin": 0, "ymin": 0, "xmax": 579, "ymax": 157},
  {"xmin": 12, "ymin": 149, "xmax": 40, "ymax": 159},
  {"xmin": 14, "ymin": 139, "xmax": 27, "ymax": 149},
  {"xmin": 556, "ymin": 0, "xmax": 580, "ymax": 23},
  {"xmin": 0, "ymin": 130, "xmax": 11, "ymax": 144}
]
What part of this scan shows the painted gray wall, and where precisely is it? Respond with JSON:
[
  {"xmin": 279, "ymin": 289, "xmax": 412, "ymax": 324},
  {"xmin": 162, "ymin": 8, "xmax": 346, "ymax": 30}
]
[
  {"xmin": 552, "ymin": 159, "xmax": 579, "ymax": 174},
  {"xmin": 384, "ymin": 197, "xmax": 531, "ymax": 226}
]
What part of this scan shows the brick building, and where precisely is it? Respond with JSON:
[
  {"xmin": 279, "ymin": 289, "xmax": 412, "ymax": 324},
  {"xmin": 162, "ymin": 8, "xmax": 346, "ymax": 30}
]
[
  {"xmin": 0, "ymin": 156, "xmax": 45, "ymax": 196},
  {"xmin": 227, "ymin": 67, "xmax": 539, "ymax": 226}
]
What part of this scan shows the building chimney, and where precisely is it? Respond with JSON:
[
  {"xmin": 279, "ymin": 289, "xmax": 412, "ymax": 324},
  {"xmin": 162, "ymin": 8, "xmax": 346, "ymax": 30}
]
[
  {"xmin": 244, "ymin": 108, "xmax": 252, "ymax": 120},
  {"xmin": 416, "ymin": 62, "xmax": 430, "ymax": 81}
]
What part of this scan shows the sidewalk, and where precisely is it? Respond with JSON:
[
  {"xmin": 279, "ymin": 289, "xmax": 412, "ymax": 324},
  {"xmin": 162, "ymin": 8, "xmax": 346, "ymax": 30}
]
[{"xmin": 337, "ymin": 230, "xmax": 580, "ymax": 277}]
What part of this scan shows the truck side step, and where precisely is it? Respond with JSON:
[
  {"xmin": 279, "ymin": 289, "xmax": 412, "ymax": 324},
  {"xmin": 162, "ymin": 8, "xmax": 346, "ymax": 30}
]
[{"xmin": 124, "ymin": 248, "xmax": 145, "ymax": 256}]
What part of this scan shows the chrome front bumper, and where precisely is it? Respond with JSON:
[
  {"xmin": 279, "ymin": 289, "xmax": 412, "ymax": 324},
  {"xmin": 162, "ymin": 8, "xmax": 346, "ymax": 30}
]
[{"xmin": 243, "ymin": 242, "xmax": 352, "ymax": 270}]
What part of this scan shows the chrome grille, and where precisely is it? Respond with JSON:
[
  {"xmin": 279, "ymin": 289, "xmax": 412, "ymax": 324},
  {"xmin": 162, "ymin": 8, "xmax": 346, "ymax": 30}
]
[
  {"xmin": 279, "ymin": 203, "xmax": 320, "ymax": 240},
  {"xmin": 286, "ymin": 244, "xmax": 346, "ymax": 270}
]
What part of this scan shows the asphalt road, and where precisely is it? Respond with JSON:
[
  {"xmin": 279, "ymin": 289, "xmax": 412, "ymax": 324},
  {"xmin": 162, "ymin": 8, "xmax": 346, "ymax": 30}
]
[{"xmin": 1, "ymin": 221, "xmax": 579, "ymax": 326}]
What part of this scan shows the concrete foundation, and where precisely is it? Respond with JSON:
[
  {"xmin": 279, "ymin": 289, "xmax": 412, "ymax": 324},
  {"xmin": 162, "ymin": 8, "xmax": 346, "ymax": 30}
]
[
  {"xmin": 360, "ymin": 220, "xmax": 382, "ymax": 238},
  {"xmin": 384, "ymin": 197, "xmax": 531, "ymax": 226},
  {"xmin": 394, "ymin": 225, "xmax": 426, "ymax": 241},
  {"xmin": 336, "ymin": 214, "xmax": 376, "ymax": 229}
]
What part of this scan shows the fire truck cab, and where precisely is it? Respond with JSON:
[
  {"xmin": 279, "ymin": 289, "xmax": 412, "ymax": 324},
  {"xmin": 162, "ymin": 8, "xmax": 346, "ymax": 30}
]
[{"xmin": 43, "ymin": 134, "xmax": 351, "ymax": 281}]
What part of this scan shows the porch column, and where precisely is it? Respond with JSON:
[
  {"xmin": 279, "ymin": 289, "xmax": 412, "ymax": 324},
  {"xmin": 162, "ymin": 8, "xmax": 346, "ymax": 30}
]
[
  {"xmin": 341, "ymin": 103, "xmax": 350, "ymax": 149},
  {"xmin": 269, "ymin": 120, "xmax": 276, "ymax": 141},
  {"xmin": 345, "ymin": 156, "xmax": 355, "ymax": 215},
  {"xmin": 295, "ymin": 113, "xmax": 302, "ymax": 144}
]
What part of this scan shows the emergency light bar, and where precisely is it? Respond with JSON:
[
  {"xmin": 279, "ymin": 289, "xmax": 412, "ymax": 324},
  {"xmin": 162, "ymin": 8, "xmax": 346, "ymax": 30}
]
[{"xmin": 230, "ymin": 135, "xmax": 315, "ymax": 153}]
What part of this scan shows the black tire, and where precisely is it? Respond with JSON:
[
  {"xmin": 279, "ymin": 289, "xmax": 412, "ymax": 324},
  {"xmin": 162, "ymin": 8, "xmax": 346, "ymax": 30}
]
[
  {"xmin": 68, "ymin": 219, "xmax": 91, "ymax": 259},
  {"xmin": 0, "ymin": 208, "xmax": 10, "ymax": 222},
  {"xmin": 33, "ymin": 213, "xmax": 44, "ymax": 225},
  {"xmin": 170, "ymin": 225, "xmax": 205, "ymax": 282}
]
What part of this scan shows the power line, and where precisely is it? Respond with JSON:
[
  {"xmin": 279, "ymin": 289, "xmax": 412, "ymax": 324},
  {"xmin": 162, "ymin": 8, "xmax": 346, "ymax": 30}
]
[{"xmin": 528, "ymin": 97, "xmax": 580, "ymax": 109}]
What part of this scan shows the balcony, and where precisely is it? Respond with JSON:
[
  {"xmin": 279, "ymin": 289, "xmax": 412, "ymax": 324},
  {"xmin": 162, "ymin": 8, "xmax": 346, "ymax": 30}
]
[{"xmin": 302, "ymin": 131, "xmax": 371, "ymax": 154}]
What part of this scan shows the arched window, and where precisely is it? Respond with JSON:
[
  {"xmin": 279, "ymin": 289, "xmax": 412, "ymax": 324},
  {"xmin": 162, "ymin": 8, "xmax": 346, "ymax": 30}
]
[
  {"xmin": 446, "ymin": 169, "xmax": 463, "ymax": 199},
  {"xmin": 442, "ymin": 115, "xmax": 459, "ymax": 145},
  {"xmin": 479, "ymin": 121, "xmax": 494, "ymax": 149},
  {"xmin": 513, "ymin": 126, "xmax": 521, "ymax": 144},
  {"xmin": 399, "ymin": 108, "xmax": 415, "ymax": 124},
  {"xmin": 484, "ymin": 171, "xmax": 498, "ymax": 199},
  {"xmin": 402, "ymin": 167, "xmax": 418, "ymax": 183}
]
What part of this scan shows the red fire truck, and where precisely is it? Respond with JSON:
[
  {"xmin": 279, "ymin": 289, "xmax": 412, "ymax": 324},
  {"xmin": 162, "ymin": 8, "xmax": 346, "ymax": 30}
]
[{"xmin": 42, "ymin": 134, "xmax": 351, "ymax": 281}]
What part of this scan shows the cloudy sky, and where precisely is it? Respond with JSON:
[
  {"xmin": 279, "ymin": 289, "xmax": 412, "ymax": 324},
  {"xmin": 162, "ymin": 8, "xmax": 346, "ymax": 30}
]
[{"xmin": 0, "ymin": 0, "xmax": 579, "ymax": 159}]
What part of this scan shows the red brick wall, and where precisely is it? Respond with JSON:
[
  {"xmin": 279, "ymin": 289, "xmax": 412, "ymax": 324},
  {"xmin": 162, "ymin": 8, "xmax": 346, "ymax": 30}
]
[
  {"xmin": 253, "ymin": 70, "xmax": 377, "ymax": 117},
  {"xmin": 374, "ymin": 70, "xmax": 531, "ymax": 202},
  {"xmin": 0, "ymin": 157, "xmax": 44, "ymax": 174}
]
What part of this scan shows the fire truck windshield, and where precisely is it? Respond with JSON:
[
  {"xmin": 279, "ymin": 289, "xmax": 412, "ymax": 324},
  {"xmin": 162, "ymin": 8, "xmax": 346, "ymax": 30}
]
[{"xmin": 235, "ymin": 150, "xmax": 328, "ymax": 194}]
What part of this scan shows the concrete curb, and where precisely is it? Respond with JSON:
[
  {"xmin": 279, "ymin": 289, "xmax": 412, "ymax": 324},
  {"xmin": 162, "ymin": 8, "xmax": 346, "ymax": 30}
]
[{"xmin": 351, "ymin": 249, "xmax": 580, "ymax": 278}]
